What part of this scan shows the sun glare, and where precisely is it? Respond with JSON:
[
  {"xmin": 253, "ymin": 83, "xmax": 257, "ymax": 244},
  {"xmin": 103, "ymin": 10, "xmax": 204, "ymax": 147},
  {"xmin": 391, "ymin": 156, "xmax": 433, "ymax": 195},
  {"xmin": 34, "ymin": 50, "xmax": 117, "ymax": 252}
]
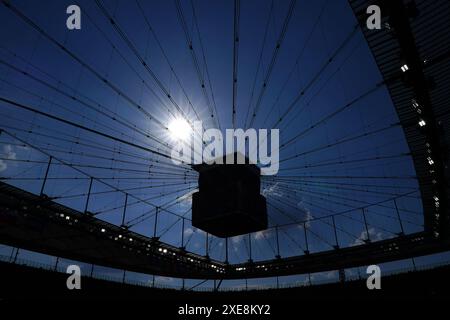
[{"xmin": 168, "ymin": 118, "xmax": 192, "ymax": 141}]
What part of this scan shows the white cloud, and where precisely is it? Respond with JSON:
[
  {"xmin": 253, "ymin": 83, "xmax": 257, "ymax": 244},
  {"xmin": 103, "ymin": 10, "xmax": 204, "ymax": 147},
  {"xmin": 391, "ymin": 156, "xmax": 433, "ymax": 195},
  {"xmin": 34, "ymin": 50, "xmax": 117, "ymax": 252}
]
[
  {"xmin": 179, "ymin": 189, "xmax": 197, "ymax": 201},
  {"xmin": 16, "ymin": 144, "xmax": 29, "ymax": 151},
  {"xmin": 178, "ymin": 188, "xmax": 198, "ymax": 208},
  {"xmin": 351, "ymin": 227, "xmax": 384, "ymax": 246},
  {"xmin": 253, "ymin": 229, "xmax": 270, "ymax": 240},
  {"xmin": 262, "ymin": 182, "xmax": 283, "ymax": 197},
  {"xmin": 0, "ymin": 145, "xmax": 17, "ymax": 172},
  {"xmin": 3, "ymin": 145, "xmax": 16, "ymax": 160},
  {"xmin": 296, "ymin": 199, "xmax": 313, "ymax": 228},
  {"xmin": 183, "ymin": 227, "xmax": 194, "ymax": 236},
  {"xmin": 155, "ymin": 276, "xmax": 174, "ymax": 284},
  {"xmin": 0, "ymin": 160, "xmax": 6, "ymax": 172},
  {"xmin": 231, "ymin": 235, "xmax": 243, "ymax": 244}
]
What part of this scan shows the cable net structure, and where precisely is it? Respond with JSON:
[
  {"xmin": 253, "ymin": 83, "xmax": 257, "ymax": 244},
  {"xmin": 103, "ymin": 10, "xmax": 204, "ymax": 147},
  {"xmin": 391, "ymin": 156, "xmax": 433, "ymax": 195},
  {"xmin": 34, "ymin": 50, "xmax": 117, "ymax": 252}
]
[{"xmin": 0, "ymin": 0, "xmax": 449, "ymax": 286}]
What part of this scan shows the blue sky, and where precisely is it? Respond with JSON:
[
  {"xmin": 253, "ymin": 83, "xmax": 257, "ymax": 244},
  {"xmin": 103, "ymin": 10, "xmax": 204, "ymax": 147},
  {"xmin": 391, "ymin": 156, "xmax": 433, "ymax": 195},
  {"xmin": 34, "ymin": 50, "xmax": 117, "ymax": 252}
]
[{"xmin": 0, "ymin": 0, "xmax": 447, "ymax": 289}]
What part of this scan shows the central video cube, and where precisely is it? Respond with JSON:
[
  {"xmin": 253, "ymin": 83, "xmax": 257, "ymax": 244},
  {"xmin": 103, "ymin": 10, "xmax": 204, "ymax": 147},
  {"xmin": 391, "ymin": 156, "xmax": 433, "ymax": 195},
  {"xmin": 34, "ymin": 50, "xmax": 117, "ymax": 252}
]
[{"xmin": 192, "ymin": 153, "xmax": 268, "ymax": 238}]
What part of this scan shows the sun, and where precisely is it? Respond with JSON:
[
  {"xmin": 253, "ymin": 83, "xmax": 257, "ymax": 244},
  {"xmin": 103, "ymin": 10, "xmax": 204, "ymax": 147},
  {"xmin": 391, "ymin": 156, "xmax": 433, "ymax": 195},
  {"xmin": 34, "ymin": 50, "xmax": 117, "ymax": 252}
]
[{"xmin": 168, "ymin": 118, "xmax": 192, "ymax": 141}]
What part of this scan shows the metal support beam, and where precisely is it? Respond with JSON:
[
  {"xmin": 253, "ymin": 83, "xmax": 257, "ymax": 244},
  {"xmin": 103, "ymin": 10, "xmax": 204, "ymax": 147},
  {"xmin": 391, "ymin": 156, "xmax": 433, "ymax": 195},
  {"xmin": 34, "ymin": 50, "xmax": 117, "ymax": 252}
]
[
  {"xmin": 8, "ymin": 247, "xmax": 16, "ymax": 262},
  {"xmin": 84, "ymin": 177, "xmax": 93, "ymax": 214},
  {"xmin": 225, "ymin": 237, "xmax": 229, "ymax": 264},
  {"xmin": 275, "ymin": 226, "xmax": 281, "ymax": 259},
  {"xmin": 181, "ymin": 217, "xmax": 185, "ymax": 249},
  {"xmin": 54, "ymin": 257, "xmax": 59, "ymax": 272},
  {"xmin": 339, "ymin": 269, "xmax": 346, "ymax": 283},
  {"xmin": 40, "ymin": 156, "xmax": 52, "ymax": 196},
  {"xmin": 411, "ymin": 257, "xmax": 417, "ymax": 271},
  {"xmin": 121, "ymin": 193, "xmax": 128, "ymax": 227},
  {"xmin": 153, "ymin": 207, "xmax": 159, "ymax": 238},
  {"xmin": 2, "ymin": 179, "xmax": 449, "ymax": 279},
  {"xmin": 12, "ymin": 248, "xmax": 19, "ymax": 263},
  {"xmin": 303, "ymin": 222, "xmax": 309, "ymax": 254},
  {"xmin": 216, "ymin": 279, "xmax": 223, "ymax": 291},
  {"xmin": 188, "ymin": 279, "xmax": 208, "ymax": 291},
  {"xmin": 332, "ymin": 216, "xmax": 339, "ymax": 248},
  {"xmin": 248, "ymin": 233, "xmax": 252, "ymax": 262},
  {"xmin": 362, "ymin": 208, "xmax": 371, "ymax": 242},
  {"xmin": 90, "ymin": 264, "xmax": 94, "ymax": 277},
  {"xmin": 394, "ymin": 199, "xmax": 405, "ymax": 235},
  {"xmin": 9, "ymin": 247, "xmax": 19, "ymax": 263},
  {"xmin": 205, "ymin": 232, "xmax": 209, "ymax": 258}
]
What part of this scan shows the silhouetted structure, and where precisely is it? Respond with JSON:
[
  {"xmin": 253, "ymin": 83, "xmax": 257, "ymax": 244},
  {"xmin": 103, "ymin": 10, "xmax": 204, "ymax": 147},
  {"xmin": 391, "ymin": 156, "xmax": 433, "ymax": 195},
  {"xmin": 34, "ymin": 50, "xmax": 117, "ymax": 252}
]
[
  {"xmin": 0, "ymin": 0, "xmax": 449, "ymax": 287},
  {"xmin": 2, "ymin": 259, "xmax": 450, "ymax": 300},
  {"xmin": 192, "ymin": 153, "xmax": 267, "ymax": 237}
]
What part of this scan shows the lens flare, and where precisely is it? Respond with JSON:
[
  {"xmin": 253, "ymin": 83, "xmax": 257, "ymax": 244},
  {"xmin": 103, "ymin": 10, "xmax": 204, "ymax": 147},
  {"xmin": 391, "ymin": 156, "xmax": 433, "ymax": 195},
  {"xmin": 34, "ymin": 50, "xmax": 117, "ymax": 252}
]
[{"xmin": 168, "ymin": 118, "xmax": 192, "ymax": 141}]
